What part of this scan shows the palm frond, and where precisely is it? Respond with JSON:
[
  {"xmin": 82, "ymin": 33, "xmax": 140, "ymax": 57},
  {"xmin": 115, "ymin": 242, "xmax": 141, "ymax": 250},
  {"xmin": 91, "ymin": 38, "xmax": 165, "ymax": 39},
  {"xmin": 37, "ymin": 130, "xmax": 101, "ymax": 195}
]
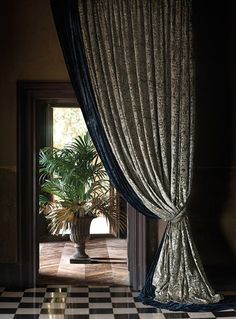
[{"xmin": 39, "ymin": 132, "xmax": 126, "ymax": 235}]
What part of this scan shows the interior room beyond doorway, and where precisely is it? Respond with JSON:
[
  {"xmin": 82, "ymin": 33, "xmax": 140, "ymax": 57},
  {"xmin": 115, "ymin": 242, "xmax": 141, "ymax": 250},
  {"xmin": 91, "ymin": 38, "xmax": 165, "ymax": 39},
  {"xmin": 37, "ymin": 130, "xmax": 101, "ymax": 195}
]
[{"xmin": 38, "ymin": 105, "xmax": 128, "ymax": 285}]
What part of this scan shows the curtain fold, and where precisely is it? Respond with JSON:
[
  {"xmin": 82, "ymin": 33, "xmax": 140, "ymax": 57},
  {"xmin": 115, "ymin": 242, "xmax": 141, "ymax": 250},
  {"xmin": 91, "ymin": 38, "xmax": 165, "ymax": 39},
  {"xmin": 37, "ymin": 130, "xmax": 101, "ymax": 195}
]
[
  {"xmin": 50, "ymin": 0, "xmax": 156, "ymax": 219},
  {"xmin": 78, "ymin": 0, "xmax": 221, "ymax": 304},
  {"xmin": 78, "ymin": 0, "xmax": 192, "ymax": 219},
  {"xmin": 50, "ymin": 0, "xmax": 236, "ymax": 309}
]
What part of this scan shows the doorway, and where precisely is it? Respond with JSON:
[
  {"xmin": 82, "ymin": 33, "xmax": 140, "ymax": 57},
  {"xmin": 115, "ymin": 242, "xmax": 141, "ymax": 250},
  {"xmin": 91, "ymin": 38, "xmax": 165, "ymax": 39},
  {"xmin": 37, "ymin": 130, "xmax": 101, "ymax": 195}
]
[
  {"xmin": 38, "ymin": 104, "xmax": 111, "ymax": 239},
  {"xmin": 17, "ymin": 81, "xmax": 147, "ymax": 289},
  {"xmin": 37, "ymin": 102, "xmax": 127, "ymax": 285}
]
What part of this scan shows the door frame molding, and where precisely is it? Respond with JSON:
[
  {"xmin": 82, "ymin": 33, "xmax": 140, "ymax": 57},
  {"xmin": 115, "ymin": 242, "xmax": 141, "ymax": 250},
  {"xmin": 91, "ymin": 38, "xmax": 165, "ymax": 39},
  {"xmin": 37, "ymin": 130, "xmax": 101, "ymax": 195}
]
[
  {"xmin": 17, "ymin": 81, "xmax": 147, "ymax": 288},
  {"xmin": 17, "ymin": 81, "xmax": 77, "ymax": 287}
]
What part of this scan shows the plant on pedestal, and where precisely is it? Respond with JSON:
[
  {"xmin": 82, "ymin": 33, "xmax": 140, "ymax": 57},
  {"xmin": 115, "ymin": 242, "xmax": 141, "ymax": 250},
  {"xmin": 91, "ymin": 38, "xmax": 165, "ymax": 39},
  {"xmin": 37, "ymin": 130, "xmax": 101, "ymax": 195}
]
[{"xmin": 39, "ymin": 132, "xmax": 125, "ymax": 263}]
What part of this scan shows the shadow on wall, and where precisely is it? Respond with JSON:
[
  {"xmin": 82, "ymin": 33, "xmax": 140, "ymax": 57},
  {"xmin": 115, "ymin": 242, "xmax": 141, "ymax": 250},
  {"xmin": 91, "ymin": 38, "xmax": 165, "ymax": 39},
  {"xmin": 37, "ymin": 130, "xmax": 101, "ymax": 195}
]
[{"xmin": 190, "ymin": 0, "xmax": 236, "ymax": 288}]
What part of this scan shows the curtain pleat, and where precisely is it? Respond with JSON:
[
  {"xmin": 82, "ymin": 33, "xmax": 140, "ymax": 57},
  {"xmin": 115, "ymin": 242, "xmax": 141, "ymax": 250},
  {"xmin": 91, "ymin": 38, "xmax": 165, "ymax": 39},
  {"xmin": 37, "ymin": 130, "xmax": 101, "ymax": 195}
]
[
  {"xmin": 78, "ymin": 0, "xmax": 221, "ymax": 304},
  {"xmin": 50, "ymin": 0, "xmax": 157, "ymax": 219},
  {"xmin": 50, "ymin": 0, "xmax": 236, "ymax": 309},
  {"xmin": 79, "ymin": 0, "xmax": 190, "ymax": 218}
]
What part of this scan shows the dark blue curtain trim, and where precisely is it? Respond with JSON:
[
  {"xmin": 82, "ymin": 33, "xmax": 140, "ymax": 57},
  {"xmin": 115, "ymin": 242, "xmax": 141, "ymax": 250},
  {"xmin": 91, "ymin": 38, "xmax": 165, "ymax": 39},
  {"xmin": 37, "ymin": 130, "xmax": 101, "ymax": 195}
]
[
  {"xmin": 139, "ymin": 227, "xmax": 236, "ymax": 311},
  {"xmin": 50, "ymin": 0, "xmax": 157, "ymax": 219},
  {"xmin": 138, "ymin": 295, "xmax": 236, "ymax": 312}
]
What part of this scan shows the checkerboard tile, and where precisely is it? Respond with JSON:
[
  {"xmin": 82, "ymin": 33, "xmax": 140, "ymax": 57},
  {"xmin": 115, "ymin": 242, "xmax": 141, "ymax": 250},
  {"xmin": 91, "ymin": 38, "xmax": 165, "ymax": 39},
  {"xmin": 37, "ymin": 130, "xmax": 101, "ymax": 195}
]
[{"xmin": 0, "ymin": 286, "xmax": 235, "ymax": 319}]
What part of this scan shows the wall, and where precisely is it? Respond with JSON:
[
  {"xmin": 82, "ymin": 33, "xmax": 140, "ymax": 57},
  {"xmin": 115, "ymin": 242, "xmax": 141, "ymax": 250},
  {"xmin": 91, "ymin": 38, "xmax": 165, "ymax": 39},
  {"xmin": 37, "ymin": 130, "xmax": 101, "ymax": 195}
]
[
  {"xmin": 190, "ymin": 0, "xmax": 236, "ymax": 288},
  {"xmin": 0, "ymin": 0, "xmax": 69, "ymax": 264}
]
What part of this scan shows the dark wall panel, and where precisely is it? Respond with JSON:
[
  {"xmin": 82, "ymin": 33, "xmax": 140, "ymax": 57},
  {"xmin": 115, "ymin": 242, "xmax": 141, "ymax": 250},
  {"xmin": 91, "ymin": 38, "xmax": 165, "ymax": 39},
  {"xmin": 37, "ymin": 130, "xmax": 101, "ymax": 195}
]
[{"xmin": 190, "ymin": 0, "xmax": 236, "ymax": 289}]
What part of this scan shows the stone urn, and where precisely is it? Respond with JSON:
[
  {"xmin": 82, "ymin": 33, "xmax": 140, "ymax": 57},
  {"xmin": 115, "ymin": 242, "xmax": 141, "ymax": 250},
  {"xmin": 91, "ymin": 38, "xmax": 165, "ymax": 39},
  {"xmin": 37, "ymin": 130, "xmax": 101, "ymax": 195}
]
[{"xmin": 69, "ymin": 216, "xmax": 94, "ymax": 263}]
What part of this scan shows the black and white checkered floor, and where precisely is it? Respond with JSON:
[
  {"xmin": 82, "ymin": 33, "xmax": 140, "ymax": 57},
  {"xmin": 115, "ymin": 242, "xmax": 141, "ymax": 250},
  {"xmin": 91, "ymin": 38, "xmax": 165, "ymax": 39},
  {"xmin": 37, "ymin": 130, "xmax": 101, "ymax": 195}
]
[{"xmin": 0, "ymin": 286, "xmax": 236, "ymax": 319}]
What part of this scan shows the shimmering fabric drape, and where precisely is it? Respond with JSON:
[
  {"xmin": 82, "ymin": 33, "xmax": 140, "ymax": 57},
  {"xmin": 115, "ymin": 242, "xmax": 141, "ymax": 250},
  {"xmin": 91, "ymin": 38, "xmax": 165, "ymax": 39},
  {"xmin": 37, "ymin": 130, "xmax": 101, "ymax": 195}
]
[
  {"xmin": 51, "ymin": 0, "xmax": 157, "ymax": 219},
  {"xmin": 78, "ymin": 0, "xmax": 221, "ymax": 304}
]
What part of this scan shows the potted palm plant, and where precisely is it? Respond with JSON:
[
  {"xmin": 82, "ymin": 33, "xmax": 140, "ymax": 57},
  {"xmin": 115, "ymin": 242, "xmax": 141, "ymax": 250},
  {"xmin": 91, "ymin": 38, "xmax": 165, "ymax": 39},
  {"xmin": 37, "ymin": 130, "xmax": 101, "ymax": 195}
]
[{"xmin": 39, "ymin": 132, "xmax": 124, "ymax": 263}]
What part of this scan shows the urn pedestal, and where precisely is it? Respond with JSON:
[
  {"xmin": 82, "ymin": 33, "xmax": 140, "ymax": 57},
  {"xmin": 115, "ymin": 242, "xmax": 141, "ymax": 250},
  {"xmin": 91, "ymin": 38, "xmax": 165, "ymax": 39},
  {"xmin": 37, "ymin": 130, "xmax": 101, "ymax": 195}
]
[{"xmin": 69, "ymin": 216, "xmax": 94, "ymax": 264}]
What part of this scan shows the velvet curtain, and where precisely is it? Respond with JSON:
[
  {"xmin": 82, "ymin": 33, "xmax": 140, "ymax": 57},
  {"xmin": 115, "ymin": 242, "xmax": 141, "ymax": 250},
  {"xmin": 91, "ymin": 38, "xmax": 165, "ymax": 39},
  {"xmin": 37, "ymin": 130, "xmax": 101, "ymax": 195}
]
[
  {"xmin": 77, "ymin": 0, "xmax": 220, "ymax": 304},
  {"xmin": 50, "ymin": 0, "xmax": 236, "ymax": 310},
  {"xmin": 50, "ymin": 0, "xmax": 156, "ymax": 219}
]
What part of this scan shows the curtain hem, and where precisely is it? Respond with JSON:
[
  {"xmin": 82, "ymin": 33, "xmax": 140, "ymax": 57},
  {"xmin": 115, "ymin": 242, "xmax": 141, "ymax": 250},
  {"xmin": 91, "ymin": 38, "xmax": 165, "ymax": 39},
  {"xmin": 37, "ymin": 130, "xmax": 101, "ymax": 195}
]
[
  {"xmin": 139, "ymin": 223, "xmax": 236, "ymax": 311},
  {"xmin": 139, "ymin": 294, "xmax": 236, "ymax": 312}
]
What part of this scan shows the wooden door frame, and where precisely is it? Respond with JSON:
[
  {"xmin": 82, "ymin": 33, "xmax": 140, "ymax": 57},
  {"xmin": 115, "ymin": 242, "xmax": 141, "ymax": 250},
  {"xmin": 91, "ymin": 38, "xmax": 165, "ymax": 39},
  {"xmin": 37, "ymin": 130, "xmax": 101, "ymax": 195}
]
[
  {"xmin": 17, "ymin": 81, "xmax": 147, "ymax": 288},
  {"xmin": 17, "ymin": 81, "xmax": 77, "ymax": 287}
]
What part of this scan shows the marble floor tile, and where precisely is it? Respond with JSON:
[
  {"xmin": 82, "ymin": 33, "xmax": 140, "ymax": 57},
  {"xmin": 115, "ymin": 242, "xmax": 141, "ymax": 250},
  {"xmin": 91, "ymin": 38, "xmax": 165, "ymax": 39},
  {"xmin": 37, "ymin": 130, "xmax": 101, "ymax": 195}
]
[
  {"xmin": 0, "ymin": 315, "xmax": 14, "ymax": 319},
  {"xmin": 0, "ymin": 285, "xmax": 235, "ymax": 319},
  {"xmin": 0, "ymin": 303, "xmax": 19, "ymax": 309},
  {"xmin": 64, "ymin": 308, "xmax": 89, "ymax": 314},
  {"xmin": 89, "ymin": 302, "xmax": 113, "ymax": 308},
  {"xmin": 16, "ymin": 308, "xmax": 41, "ymax": 314}
]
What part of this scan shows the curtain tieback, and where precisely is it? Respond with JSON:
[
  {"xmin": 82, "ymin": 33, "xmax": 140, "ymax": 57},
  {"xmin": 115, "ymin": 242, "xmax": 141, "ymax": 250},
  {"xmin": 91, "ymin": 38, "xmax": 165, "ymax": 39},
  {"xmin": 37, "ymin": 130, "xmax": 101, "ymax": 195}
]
[{"xmin": 171, "ymin": 206, "xmax": 187, "ymax": 223}]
